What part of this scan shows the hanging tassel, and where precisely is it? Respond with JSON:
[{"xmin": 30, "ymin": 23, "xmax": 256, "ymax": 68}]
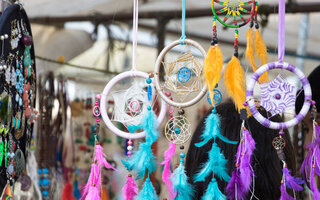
[
  {"xmin": 81, "ymin": 163, "xmax": 101, "ymax": 200},
  {"xmin": 85, "ymin": 186, "xmax": 101, "ymax": 200},
  {"xmin": 226, "ymin": 170, "xmax": 246, "ymax": 200},
  {"xmin": 122, "ymin": 109, "xmax": 159, "ymax": 179},
  {"xmin": 279, "ymin": 182, "xmax": 294, "ymax": 200},
  {"xmin": 171, "ymin": 163, "xmax": 194, "ymax": 200},
  {"xmin": 73, "ymin": 180, "xmax": 82, "ymax": 200},
  {"xmin": 62, "ymin": 181, "xmax": 75, "ymax": 200},
  {"xmin": 101, "ymin": 186, "xmax": 109, "ymax": 200},
  {"xmin": 283, "ymin": 167, "xmax": 304, "ymax": 191},
  {"xmin": 122, "ymin": 175, "xmax": 138, "ymax": 200},
  {"xmin": 135, "ymin": 178, "xmax": 159, "ymax": 200},
  {"xmin": 95, "ymin": 144, "xmax": 118, "ymax": 171},
  {"xmin": 254, "ymin": 29, "xmax": 268, "ymax": 65},
  {"xmin": 310, "ymin": 166, "xmax": 320, "ymax": 199},
  {"xmin": 195, "ymin": 109, "xmax": 237, "ymax": 148},
  {"xmin": 224, "ymin": 56, "xmax": 246, "ymax": 112},
  {"xmin": 201, "ymin": 177, "xmax": 226, "ymax": 200},
  {"xmin": 194, "ymin": 143, "xmax": 230, "ymax": 183},
  {"xmin": 203, "ymin": 44, "xmax": 224, "ymax": 104},
  {"xmin": 245, "ymin": 27, "xmax": 256, "ymax": 72},
  {"xmin": 160, "ymin": 142, "xmax": 176, "ymax": 200},
  {"xmin": 226, "ymin": 127, "xmax": 255, "ymax": 199}
]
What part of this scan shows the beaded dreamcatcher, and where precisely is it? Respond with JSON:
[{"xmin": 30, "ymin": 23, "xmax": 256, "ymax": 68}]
[
  {"xmin": 244, "ymin": 0, "xmax": 311, "ymax": 199},
  {"xmin": 98, "ymin": 1, "xmax": 166, "ymax": 199}
]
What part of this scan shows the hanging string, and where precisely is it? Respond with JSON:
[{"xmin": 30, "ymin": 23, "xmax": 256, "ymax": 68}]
[
  {"xmin": 132, "ymin": 0, "xmax": 139, "ymax": 71},
  {"xmin": 179, "ymin": 0, "xmax": 186, "ymax": 45},
  {"xmin": 278, "ymin": 0, "xmax": 285, "ymax": 63}
]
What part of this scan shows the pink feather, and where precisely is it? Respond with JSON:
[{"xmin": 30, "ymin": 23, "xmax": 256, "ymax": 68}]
[
  {"xmin": 160, "ymin": 142, "xmax": 176, "ymax": 200},
  {"xmin": 280, "ymin": 182, "xmax": 294, "ymax": 200},
  {"xmin": 81, "ymin": 163, "xmax": 101, "ymax": 200},
  {"xmin": 95, "ymin": 144, "xmax": 119, "ymax": 172},
  {"xmin": 122, "ymin": 175, "xmax": 138, "ymax": 200},
  {"xmin": 85, "ymin": 186, "xmax": 101, "ymax": 200}
]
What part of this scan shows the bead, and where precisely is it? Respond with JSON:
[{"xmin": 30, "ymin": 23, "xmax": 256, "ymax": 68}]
[
  {"xmin": 311, "ymin": 100, "xmax": 316, "ymax": 106},
  {"xmin": 146, "ymin": 78, "xmax": 152, "ymax": 84},
  {"xmin": 42, "ymin": 178, "xmax": 50, "ymax": 186},
  {"xmin": 96, "ymin": 94, "xmax": 101, "ymax": 100},
  {"xmin": 127, "ymin": 151, "xmax": 132, "ymax": 156},
  {"xmin": 0, "ymin": 36, "xmax": 4, "ymax": 40},
  {"xmin": 275, "ymin": 93, "xmax": 281, "ymax": 100},
  {"xmin": 147, "ymin": 106, "xmax": 151, "ymax": 111},
  {"xmin": 180, "ymin": 145, "xmax": 184, "ymax": 150},
  {"xmin": 212, "ymin": 108, "xmax": 217, "ymax": 114},
  {"xmin": 165, "ymin": 91, "xmax": 171, "ymax": 97},
  {"xmin": 3, "ymin": 65, "xmax": 6, "ymax": 70},
  {"xmin": 128, "ymin": 140, "xmax": 133, "ymax": 145},
  {"xmin": 0, "ymin": 65, "xmax": 3, "ymax": 70},
  {"xmin": 4, "ymin": 34, "xmax": 8, "ymax": 39},
  {"xmin": 180, "ymin": 153, "xmax": 185, "ymax": 158},
  {"xmin": 279, "ymin": 130, "xmax": 284, "ymax": 135},
  {"xmin": 96, "ymin": 118, "xmax": 100, "ymax": 123},
  {"xmin": 22, "ymin": 35, "xmax": 33, "ymax": 46},
  {"xmin": 42, "ymin": 190, "xmax": 49, "ymax": 197},
  {"xmin": 180, "ymin": 158, "xmax": 184, "ymax": 163},
  {"xmin": 43, "ymin": 168, "xmax": 49, "ymax": 174},
  {"xmin": 37, "ymin": 169, "xmax": 43, "ymax": 174},
  {"xmin": 178, "ymin": 109, "xmax": 184, "ymax": 115},
  {"xmin": 127, "ymin": 146, "xmax": 133, "ymax": 151},
  {"xmin": 174, "ymin": 128, "xmax": 180, "ymax": 134},
  {"xmin": 243, "ymin": 101, "xmax": 248, "ymax": 107}
]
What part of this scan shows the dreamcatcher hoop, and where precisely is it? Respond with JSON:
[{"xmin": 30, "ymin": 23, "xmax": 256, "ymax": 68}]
[
  {"xmin": 154, "ymin": 39, "xmax": 207, "ymax": 108},
  {"xmin": 212, "ymin": 0, "xmax": 256, "ymax": 28},
  {"xmin": 246, "ymin": 62, "xmax": 312, "ymax": 129},
  {"xmin": 100, "ymin": 71, "xmax": 167, "ymax": 139}
]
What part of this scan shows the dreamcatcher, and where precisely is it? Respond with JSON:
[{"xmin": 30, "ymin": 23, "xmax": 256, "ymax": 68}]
[
  {"xmin": 244, "ymin": 0, "xmax": 311, "ymax": 199},
  {"xmin": 99, "ymin": 1, "xmax": 166, "ymax": 199},
  {"xmin": 153, "ymin": 0, "xmax": 208, "ymax": 199}
]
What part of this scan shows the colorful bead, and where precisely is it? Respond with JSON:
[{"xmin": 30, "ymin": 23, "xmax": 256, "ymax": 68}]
[
  {"xmin": 127, "ymin": 146, "xmax": 133, "ymax": 151},
  {"xmin": 147, "ymin": 106, "xmax": 151, "ymax": 111},
  {"xmin": 146, "ymin": 78, "xmax": 152, "ymax": 84},
  {"xmin": 174, "ymin": 128, "xmax": 181, "ymax": 134},
  {"xmin": 180, "ymin": 153, "xmax": 185, "ymax": 158},
  {"xmin": 180, "ymin": 145, "xmax": 184, "ymax": 150},
  {"xmin": 180, "ymin": 158, "xmax": 184, "ymax": 163}
]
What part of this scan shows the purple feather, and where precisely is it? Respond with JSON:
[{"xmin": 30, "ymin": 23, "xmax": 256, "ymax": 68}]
[
  {"xmin": 239, "ymin": 129, "xmax": 256, "ymax": 191},
  {"xmin": 310, "ymin": 166, "xmax": 320, "ymax": 200},
  {"xmin": 226, "ymin": 170, "xmax": 247, "ymax": 200},
  {"xmin": 283, "ymin": 167, "xmax": 304, "ymax": 191},
  {"xmin": 280, "ymin": 183, "xmax": 294, "ymax": 200}
]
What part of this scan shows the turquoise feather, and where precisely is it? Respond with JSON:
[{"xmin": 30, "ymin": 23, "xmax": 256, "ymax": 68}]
[
  {"xmin": 201, "ymin": 178, "xmax": 226, "ymax": 200},
  {"xmin": 135, "ymin": 178, "xmax": 159, "ymax": 200},
  {"xmin": 122, "ymin": 110, "xmax": 159, "ymax": 179},
  {"xmin": 194, "ymin": 143, "xmax": 230, "ymax": 183},
  {"xmin": 171, "ymin": 163, "xmax": 194, "ymax": 200},
  {"xmin": 195, "ymin": 109, "xmax": 237, "ymax": 147}
]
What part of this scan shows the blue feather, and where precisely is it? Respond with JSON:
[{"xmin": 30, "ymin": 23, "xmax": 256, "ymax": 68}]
[
  {"xmin": 135, "ymin": 178, "xmax": 159, "ymax": 200},
  {"xmin": 194, "ymin": 143, "xmax": 230, "ymax": 183},
  {"xmin": 171, "ymin": 163, "xmax": 194, "ymax": 200},
  {"xmin": 122, "ymin": 110, "xmax": 159, "ymax": 179},
  {"xmin": 195, "ymin": 110, "xmax": 237, "ymax": 148},
  {"xmin": 201, "ymin": 178, "xmax": 226, "ymax": 200},
  {"xmin": 127, "ymin": 125, "xmax": 142, "ymax": 133},
  {"xmin": 73, "ymin": 180, "xmax": 81, "ymax": 199}
]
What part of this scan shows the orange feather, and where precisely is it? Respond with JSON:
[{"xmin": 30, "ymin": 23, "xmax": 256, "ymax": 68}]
[
  {"xmin": 245, "ymin": 27, "xmax": 257, "ymax": 72},
  {"xmin": 224, "ymin": 56, "xmax": 246, "ymax": 112}
]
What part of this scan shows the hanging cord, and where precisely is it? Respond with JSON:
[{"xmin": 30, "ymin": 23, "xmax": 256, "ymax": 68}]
[
  {"xmin": 132, "ymin": 0, "xmax": 138, "ymax": 71},
  {"xmin": 278, "ymin": 0, "xmax": 285, "ymax": 63},
  {"xmin": 179, "ymin": 0, "xmax": 186, "ymax": 45}
]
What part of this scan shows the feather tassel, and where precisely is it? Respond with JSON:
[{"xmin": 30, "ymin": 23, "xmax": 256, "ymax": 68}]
[
  {"xmin": 122, "ymin": 109, "xmax": 159, "ymax": 179},
  {"xmin": 283, "ymin": 167, "xmax": 304, "ymax": 191},
  {"xmin": 226, "ymin": 170, "xmax": 246, "ymax": 200},
  {"xmin": 160, "ymin": 142, "xmax": 176, "ymax": 200},
  {"xmin": 73, "ymin": 180, "xmax": 82, "ymax": 199},
  {"xmin": 203, "ymin": 45, "xmax": 224, "ymax": 105},
  {"xmin": 135, "ymin": 178, "xmax": 159, "ymax": 200},
  {"xmin": 245, "ymin": 27, "xmax": 256, "ymax": 72},
  {"xmin": 280, "ymin": 182, "xmax": 294, "ymax": 200},
  {"xmin": 95, "ymin": 144, "xmax": 119, "ymax": 171},
  {"xmin": 254, "ymin": 29, "xmax": 268, "ymax": 65},
  {"xmin": 224, "ymin": 56, "xmax": 246, "ymax": 112},
  {"xmin": 85, "ymin": 186, "xmax": 101, "ymax": 200},
  {"xmin": 195, "ymin": 109, "xmax": 237, "ymax": 148},
  {"xmin": 171, "ymin": 163, "xmax": 194, "ymax": 200},
  {"xmin": 194, "ymin": 143, "xmax": 230, "ymax": 183},
  {"xmin": 62, "ymin": 181, "xmax": 75, "ymax": 200},
  {"xmin": 81, "ymin": 163, "xmax": 101, "ymax": 200},
  {"xmin": 201, "ymin": 178, "xmax": 226, "ymax": 200},
  {"xmin": 122, "ymin": 175, "xmax": 138, "ymax": 200},
  {"xmin": 310, "ymin": 166, "xmax": 320, "ymax": 199}
]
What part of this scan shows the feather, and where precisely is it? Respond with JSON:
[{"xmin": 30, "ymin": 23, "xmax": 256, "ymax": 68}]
[
  {"xmin": 254, "ymin": 29, "xmax": 268, "ymax": 65},
  {"xmin": 171, "ymin": 163, "xmax": 194, "ymax": 200},
  {"xmin": 202, "ymin": 178, "xmax": 226, "ymax": 200},
  {"xmin": 122, "ymin": 142, "xmax": 157, "ymax": 179},
  {"xmin": 81, "ymin": 163, "xmax": 100, "ymax": 200},
  {"xmin": 195, "ymin": 110, "xmax": 237, "ymax": 148},
  {"xmin": 73, "ymin": 180, "xmax": 82, "ymax": 199},
  {"xmin": 239, "ymin": 129, "xmax": 255, "ymax": 191},
  {"xmin": 101, "ymin": 187, "xmax": 109, "ymax": 200},
  {"xmin": 280, "ymin": 182, "xmax": 294, "ymax": 200},
  {"xmin": 245, "ymin": 27, "xmax": 257, "ymax": 72},
  {"xmin": 310, "ymin": 166, "xmax": 320, "ymax": 199},
  {"xmin": 122, "ymin": 175, "xmax": 138, "ymax": 200},
  {"xmin": 85, "ymin": 186, "xmax": 101, "ymax": 200},
  {"xmin": 62, "ymin": 181, "xmax": 75, "ymax": 200},
  {"xmin": 224, "ymin": 56, "xmax": 246, "ymax": 112},
  {"xmin": 203, "ymin": 45, "xmax": 224, "ymax": 105},
  {"xmin": 160, "ymin": 142, "xmax": 176, "ymax": 200},
  {"xmin": 226, "ymin": 170, "xmax": 246, "ymax": 200},
  {"xmin": 283, "ymin": 167, "xmax": 304, "ymax": 191},
  {"xmin": 122, "ymin": 110, "xmax": 159, "ymax": 179},
  {"xmin": 194, "ymin": 143, "xmax": 230, "ymax": 183},
  {"xmin": 135, "ymin": 178, "xmax": 159, "ymax": 200},
  {"xmin": 95, "ymin": 144, "xmax": 119, "ymax": 171}
]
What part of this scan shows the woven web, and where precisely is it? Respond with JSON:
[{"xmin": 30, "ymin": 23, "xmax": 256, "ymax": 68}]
[
  {"xmin": 111, "ymin": 82, "xmax": 154, "ymax": 127},
  {"xmin": 163, "ymin": 51, "xmax": 202, "ymax": 101},
  {"xmin": 165, "ymin": 116, "xmax": 191, "ymax": 144}
]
